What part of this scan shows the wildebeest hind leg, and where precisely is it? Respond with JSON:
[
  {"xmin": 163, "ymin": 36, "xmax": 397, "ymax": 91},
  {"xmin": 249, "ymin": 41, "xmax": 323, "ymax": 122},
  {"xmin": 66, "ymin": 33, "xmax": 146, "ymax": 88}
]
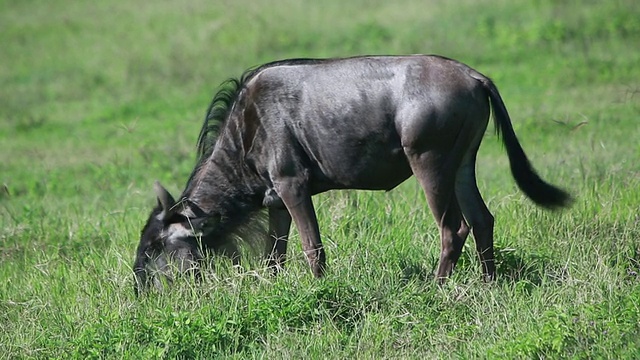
[
  {"xmin": 455, "ymin": 158, "xmax": 495, "ymax": 281},
  {"xmin": 405, "ymin": 151, "xmax": 469, "ymax": 281}
]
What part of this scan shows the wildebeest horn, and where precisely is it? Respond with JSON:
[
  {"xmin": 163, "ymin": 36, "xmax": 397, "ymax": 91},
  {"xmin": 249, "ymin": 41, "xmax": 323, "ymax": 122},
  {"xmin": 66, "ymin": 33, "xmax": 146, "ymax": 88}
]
[{"xmin": 154, "ymin": 181, "xmax": 176, "ymax": 220}]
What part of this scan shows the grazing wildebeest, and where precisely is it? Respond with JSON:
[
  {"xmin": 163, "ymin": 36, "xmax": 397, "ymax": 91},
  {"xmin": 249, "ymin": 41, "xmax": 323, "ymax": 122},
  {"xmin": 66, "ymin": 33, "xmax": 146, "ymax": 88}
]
[{"xmin": 133, "ymin": 55, "xmax": 571, "ymax": 294}]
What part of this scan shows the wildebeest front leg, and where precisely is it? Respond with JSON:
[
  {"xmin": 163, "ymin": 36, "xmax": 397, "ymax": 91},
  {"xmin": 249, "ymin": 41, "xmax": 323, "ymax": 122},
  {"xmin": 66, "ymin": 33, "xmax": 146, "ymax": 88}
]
[
  {"xmin": 275, "ymin": 181, "xmax": 326, "ymax": 277},
  {"xmin": 267, "ymin": 207, "xmax": 292, "ymax": 272}
]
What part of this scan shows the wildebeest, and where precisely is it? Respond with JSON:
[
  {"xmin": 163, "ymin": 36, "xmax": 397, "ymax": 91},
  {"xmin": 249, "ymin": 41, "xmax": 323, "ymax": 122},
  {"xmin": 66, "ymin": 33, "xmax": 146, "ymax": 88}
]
[{"xmin": 133, "ymin": 55, "xmax": 571, "ymax": 294}]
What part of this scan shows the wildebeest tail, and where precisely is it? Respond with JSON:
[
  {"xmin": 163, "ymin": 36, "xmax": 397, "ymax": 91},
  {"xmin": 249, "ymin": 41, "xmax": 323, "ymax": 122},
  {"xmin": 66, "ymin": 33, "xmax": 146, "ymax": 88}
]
[{"xmin": 479, "ymin": 76, "xmax": 572, "ymax": 209}]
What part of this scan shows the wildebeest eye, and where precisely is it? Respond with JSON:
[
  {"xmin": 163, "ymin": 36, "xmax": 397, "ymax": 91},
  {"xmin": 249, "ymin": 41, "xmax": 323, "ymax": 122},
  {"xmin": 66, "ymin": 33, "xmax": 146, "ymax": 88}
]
[{"xmin": 164, "ymin": 212, "xmax": 188, "ymax": 225}]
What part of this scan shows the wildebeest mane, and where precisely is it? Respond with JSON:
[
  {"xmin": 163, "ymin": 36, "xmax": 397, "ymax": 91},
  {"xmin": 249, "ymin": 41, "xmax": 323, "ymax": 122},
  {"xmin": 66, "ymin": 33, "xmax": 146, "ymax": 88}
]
[
  {"xmin": 185, "ymin": 70, "xmax": 255, "ymax": 190},
  {"xmin": 195, "ymin": 77, "xmax": 244, "ymax": 160},
  {"xmin": 194, "ymin": 58, "xmax": 328, "ymax": 163},
  {"xmin": 183, "ymin": 58, "xmax": 329, "ymax": 208}
]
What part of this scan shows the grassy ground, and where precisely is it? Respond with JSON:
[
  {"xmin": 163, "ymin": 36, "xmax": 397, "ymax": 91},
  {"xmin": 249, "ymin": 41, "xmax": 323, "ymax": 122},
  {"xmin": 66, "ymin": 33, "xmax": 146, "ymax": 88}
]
[{"xmin": 1, "ymin": 0, "xmax": 639, "ymax": 358}]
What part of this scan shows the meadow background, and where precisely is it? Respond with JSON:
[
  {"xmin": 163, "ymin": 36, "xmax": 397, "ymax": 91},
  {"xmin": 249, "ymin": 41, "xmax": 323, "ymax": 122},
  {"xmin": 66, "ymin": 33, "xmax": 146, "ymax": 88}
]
[{"xmin": 1, "ymin": 0, "xmax": 639, "ymax": 358}]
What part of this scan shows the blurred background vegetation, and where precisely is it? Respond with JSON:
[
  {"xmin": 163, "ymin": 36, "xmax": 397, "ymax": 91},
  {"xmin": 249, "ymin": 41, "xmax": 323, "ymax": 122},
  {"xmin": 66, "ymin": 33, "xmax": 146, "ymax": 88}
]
[{"xmin": 2, "ymin": 0, "xmax": 637, "ymax": 219}]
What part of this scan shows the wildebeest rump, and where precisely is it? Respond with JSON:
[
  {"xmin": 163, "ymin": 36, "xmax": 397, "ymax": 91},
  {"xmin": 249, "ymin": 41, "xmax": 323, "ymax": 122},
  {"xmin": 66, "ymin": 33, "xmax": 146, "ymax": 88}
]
[{"xmin": 133, "ymin": 55, "xmax": 571, "ymax": 294}]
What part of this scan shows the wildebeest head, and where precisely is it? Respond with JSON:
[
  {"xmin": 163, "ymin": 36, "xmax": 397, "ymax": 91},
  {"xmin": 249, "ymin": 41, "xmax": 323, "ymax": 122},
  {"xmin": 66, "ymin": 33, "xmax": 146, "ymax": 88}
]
[{"xmin": 133, "ymin": 181, "xmax": 219, "ymax": 296}]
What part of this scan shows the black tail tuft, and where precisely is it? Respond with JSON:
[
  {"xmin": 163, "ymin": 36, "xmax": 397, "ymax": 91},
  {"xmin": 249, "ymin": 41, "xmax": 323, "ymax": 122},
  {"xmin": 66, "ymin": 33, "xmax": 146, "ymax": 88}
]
[
  {"xmin": 480, "ymin": 76, "xmax": 572, "ymax": 209},
  {"xmin": 509, "ymin": 157, "xmax": 573, "ymax": 209}
]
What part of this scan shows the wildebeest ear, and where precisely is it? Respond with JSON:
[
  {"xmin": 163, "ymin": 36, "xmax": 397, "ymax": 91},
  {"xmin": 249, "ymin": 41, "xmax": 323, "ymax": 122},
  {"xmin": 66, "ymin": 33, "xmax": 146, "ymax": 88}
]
[{"xmin": 154, "ymin": 181, "xmax": 176, "ymax": 221}]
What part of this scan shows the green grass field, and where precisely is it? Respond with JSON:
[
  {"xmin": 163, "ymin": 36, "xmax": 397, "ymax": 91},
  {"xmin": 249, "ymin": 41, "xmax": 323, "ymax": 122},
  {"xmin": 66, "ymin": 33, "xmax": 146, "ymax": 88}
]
[{"xmin": 1, "ymin": 0, "xmax": 639, "ymax": 358}]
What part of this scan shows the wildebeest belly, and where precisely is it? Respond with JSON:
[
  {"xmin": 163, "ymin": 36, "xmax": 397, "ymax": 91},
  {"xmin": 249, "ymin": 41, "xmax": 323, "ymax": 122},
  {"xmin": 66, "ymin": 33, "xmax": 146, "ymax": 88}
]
[
  {"xmin": 309, "ymin": 144, "xmax": 412, "ymax": 193},
  {"xmin": 297, "ymin": 115, "xmax": 413, "ymax": 193}
]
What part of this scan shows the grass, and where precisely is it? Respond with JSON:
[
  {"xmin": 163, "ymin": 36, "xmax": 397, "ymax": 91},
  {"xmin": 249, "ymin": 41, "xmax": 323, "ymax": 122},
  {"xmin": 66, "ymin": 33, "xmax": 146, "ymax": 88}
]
[{"xmin": 1, "ymin": 0, "xmax": 639, "ymax": 358}]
